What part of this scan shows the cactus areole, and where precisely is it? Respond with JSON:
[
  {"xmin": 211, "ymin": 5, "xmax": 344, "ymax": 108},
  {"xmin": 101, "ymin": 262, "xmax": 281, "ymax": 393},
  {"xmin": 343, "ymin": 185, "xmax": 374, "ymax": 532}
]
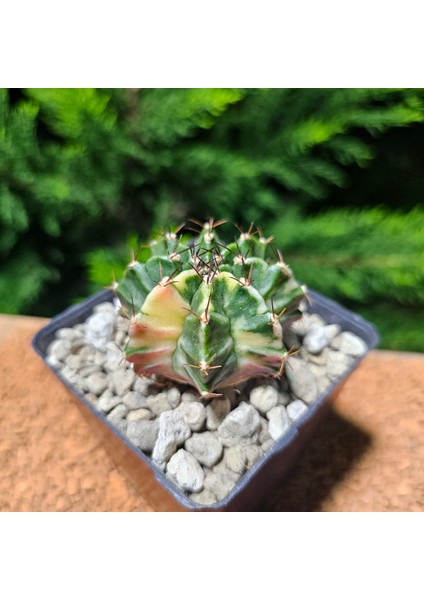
[{"xmin": 114, "ymin": 219, "xmax": 306, "ymax": 398}]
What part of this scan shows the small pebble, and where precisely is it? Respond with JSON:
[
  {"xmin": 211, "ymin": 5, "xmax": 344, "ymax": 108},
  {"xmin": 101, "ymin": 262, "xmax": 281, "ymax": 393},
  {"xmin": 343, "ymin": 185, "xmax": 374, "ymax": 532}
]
[
  {"xmin": 217, "ymin": 402, "xmax": 261, "ymax": 447},
  {"xmin": 48, "ymin": 339, "xmax": 69, "ymax": 362},
  {"xmin": 287, "ymin": 399, "xmax": 308, "ymax": 422},
  {"xmin": 147, "ymin": 389, "xmax": 181, "ymax": 416},
  {"xmin": 111, "ymin": 368, "xmax": 135, "ymax": 396},
  {"xmin": 249, "ymin": 385, "xmax": 279, "ymax": 415},
  {"xmin": 107, "ymin": 404, "xmax": 128, "ymax": 434},
  {"xmin": 79, "ymin": 364, "xmax": 100, "ymax": 377},
  {"xmin": 132, "ymin": 376, "xmax": 152, "ymax": 395},
  {"xmin": 85, "ymin": 311, "xmax": 116, "ymax": 351},
  {"xmin": 258, "ymin": 417, "xmax": 272, "ymax": 444},
  {"xmin": 190, "ymin": 489, "xmax": 218, "ymax": 506},
  {"xmin": 126, "ymin": 408, "xmax": 152, "ymax": 421},
  {"xmin": 122, "ymin": 391, "xmax": 148, "ymax": 410},
  {"xmin": 98, "ymin": 390, "xmax": 122, "ymax": 413},
  {"xmin": 104, "ymin": 342, "xmax": 123, "ymax": 372},
  {"xmin": 177, "ymin": 401, "xmax": 206, "ymax": 431},
  {"xmin": 93, "ymin": 302, "xmax": 117, "ymax": 315},
  {"xmin": 65, "ymin": 354, "xmax": 82, "ymax": 370},
  {"xmin": 152, "ymin": 410, "xmax": 191, "ymax": 467},
  {"xmin": 331, "ymin": 331, "xmax": 368, "ymax": 357},
  {"xmin": 166, "ymin": 450, "xmax": 204, "ymax": 493},
  {"xmin": 126, "ymin": 420, "xmax": 159, "ymax": 452},
  {"xmin": 203, "ymin": 467, "xmax": 240, "ymax": 501},
  {"xmin": 267, "ymin": 405, "xmax": 291, "ymax": 441},
  {"xmin": 303, "ymin": 325, "xmax": 329, "ymax": 354},
  {"xmin": 86, "ymin": 373, "xmax": 109, "ymax": 396},
  {"xmin": 285, "ymin": 357, "xmax": 318, "ymax": 405},
  {"xmin": 185, "ymin": 432, "xmax": 223, "ymax": 468},
  {"xmin": 326, "ymin": 350, "xmax": 353, "ymax": 380}
]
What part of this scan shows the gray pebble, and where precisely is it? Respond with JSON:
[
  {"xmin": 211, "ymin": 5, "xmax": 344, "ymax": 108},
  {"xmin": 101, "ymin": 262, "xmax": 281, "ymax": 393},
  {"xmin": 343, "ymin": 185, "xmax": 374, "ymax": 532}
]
[
  {"xmin": 324, "ymin": 323, "xmax": 341, "ymax": 342},
  {"xmin": 308, "ymin": 363, "xmax": 327, "ymax": 378},
  {"xmin": 261, "ymin": 439, "xmax": 275, "ymax": 452},
  {"xmin": 224, "ymin": 446, "xmax": 247, "ymax": 474},
  {"xmin": 259, "ymin": 417, "xmax": 272, "ymax": 444},
  {"xmin": 303, "ymin": 346, "xmax": 331, "ymax": 366},
  {"xmin": 48, "ymin": 339, "xmax": 69, "ymax": 362},
  {"xmin": 65, "ymin": 354, "xmax": 83, "ymax": 370},
  {"xmin": 147, "ymin": 388, "xmax": 181, "ymax": 416},
  {"xmin": 86, "ymin": 372, "xmax": 109, "ymax": 396},
  {"xmin": 287, "ymin": 399, "xmax": 308, "ymax": 422},
  {"xmin": 326, "ymin": 350, "xmax": 353, "ymax": 380},
  {"xmin": 185, "ymin": 432, "xmax": 223, "ymax": 468},
  {"xmin": 224, "ymin": 445, "xmax": 263, "ymax": 474},
  {"xmin": 126, "ymin": 420, "xmax": 159, "ymax": 452},
  {"xmin": 79, "ymin": 364, "xmax": 101, "ymax": 377},
  {"xmin": 108, "ymin": 403, "xmax": 129, "ymax": 420},
  {"xmin": 267, "ymin": 405, "xmax": 291, "ymax": 441},
  {"xmin": 46, "ymin": 355, "xmax": 63, "ymax": 369},
  {"xmin": 290, "ymin": 317, "xmax": 309, "ymax": 337},
  {"xmin": 85, "ymin": 311, "xmax": 116, "ymax": 351},
  {"xmin": 93, "ymin": 350, "xmax": 107, "ymax": 366},
  {"xmin": 127, "ymin": 408, "xmax": 153, "ymax": 421},
  {"xmin": 316, "ymin": 376, "xmax": 331, "ymax": 395},
  {"xmin": 93, "ymin": 302, "xmax": 117, "ymax": 315},
  {"xmin": 249, "ymin": 385, "xmax": 279, "ymax": 415},
  {"xmin": 307, "ymin": 314, "xmax": 326, "ymax": 328},
  {"xmin": 303, "ymin": 325, "xmax": 328, "ymax": 354},
  {"xmin": 104, "ymin": 342, "xmax": 124, "ymax": 372},
  {"xmin": 166, "ymin": 450, "xmax": 204, "ymax": 493},
  {"xmin": 152, "ymin": 410, "xmax": 191, "ymax": 468},
  {"xmin": 111, "ymin": 368, "xmax": 135, "ymax": 396},
  {"xmin": 181, "ymin": 391, "xmax": 199, "ymax": 403},
  {"xmin": 132, "ymin": 376, "xmax": 152, "ymax": 395},
  {"xmin": 56, "ymin": 327, "xmax": 80, "ymax": 340},
  {"xmin": 107, "ymin": 403, "xmax": 129, "ymax": 433},
  {"xmin": 243, "ymin": 444, "xmax": 263, "ymax": 468},
  {"xmin": 78, "ymin": 346, "xmax": 96, "ymax": 362},
  {"xmin": 285, "ymin": 357, "xmax": 318, "ymax": 404},
  {"xmin": 84, "ymin": 393, "xmax": 98, "ymax": 405},
  {"xmin": 190, "ymin": 489, "xmax": 218, "ymax": 506},
  {"xmin": 331, "ymin": 331, "xmax": 368, "ymax": 357},
  {"xmin": 122, "ymin": 391, "xmax": 148, "ymax": 410},
  {"xmin": 61, "ymin": 366, "xmax": 79, "ymax": 385},
  {"xmin": 217, "ymin": 402, "xmax": 261, "ymax": 447},
  {"xmin": 177, "ymin": 401, "xmax": 206, "ymax": 432},
  {"xmin": 98, "ymin": 390, "xmax": 122, "ymax": 413},
  {"xmin": 203, "ymin": 466, "xmax": 240, "ymax": 501}
]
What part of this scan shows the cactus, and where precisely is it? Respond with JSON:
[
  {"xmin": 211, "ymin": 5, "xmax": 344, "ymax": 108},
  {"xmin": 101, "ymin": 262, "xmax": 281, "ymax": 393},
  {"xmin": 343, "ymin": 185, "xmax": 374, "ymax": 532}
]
[{"xmin": 114, "ymin": 219, "xmax": 306, "ymax": 397}]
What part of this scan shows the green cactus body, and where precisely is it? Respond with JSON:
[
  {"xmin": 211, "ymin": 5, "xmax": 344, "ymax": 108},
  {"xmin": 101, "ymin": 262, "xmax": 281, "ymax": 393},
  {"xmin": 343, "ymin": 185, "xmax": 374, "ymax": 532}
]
[{"xmin": 115, "ymin": 220, "xmax": 306, "ymax": 397}]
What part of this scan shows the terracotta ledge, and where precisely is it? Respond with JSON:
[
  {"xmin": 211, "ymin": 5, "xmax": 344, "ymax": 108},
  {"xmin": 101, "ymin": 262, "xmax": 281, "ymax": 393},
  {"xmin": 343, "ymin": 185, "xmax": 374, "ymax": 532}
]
[{"xmin": 1, "ymin": 314, "xmax": 423, "ymax": 512}]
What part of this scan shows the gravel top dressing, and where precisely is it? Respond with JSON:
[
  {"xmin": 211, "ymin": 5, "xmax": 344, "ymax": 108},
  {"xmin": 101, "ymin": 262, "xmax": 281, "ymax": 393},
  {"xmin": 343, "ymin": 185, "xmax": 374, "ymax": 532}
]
[{"xmin": 45, "ymin": 299, "xmax": 368, "ymax": 507}]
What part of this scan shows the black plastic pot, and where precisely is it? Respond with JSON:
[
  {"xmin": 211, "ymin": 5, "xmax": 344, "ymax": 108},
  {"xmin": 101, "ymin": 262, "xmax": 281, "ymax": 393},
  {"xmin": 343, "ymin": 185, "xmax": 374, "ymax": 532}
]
[{"xmin": 32, "ymin": 289, "xmax": 379, "ymax": 511}]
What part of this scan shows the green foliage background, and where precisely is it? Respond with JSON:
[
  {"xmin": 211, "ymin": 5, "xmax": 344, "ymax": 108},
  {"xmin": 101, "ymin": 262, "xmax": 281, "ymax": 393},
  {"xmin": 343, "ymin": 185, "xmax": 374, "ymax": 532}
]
[{"xmin": 1, "ymin": 88, "xmax": 424, "ymax": 351}]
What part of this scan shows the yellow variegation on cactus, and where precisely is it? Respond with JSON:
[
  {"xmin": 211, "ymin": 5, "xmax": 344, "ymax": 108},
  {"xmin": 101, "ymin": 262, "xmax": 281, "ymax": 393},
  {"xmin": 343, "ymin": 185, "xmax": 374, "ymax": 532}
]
[{"xmin": 114, "ymin": 219, "xmax": 306, "ymax": 397}]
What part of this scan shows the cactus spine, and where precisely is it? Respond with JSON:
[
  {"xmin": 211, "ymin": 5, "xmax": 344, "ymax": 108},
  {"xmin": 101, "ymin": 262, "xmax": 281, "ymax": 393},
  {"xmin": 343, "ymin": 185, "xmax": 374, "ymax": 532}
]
[{"xmin": 115, "ymin": 219, "xmax": 306, "ymax": 397}]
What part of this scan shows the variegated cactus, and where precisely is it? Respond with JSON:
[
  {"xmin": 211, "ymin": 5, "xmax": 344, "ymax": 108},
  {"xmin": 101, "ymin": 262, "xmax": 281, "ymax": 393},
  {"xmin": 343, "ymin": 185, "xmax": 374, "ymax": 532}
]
[{"xmin": 114, "ymin": 219, "xmax": 306, "ymax": 397}]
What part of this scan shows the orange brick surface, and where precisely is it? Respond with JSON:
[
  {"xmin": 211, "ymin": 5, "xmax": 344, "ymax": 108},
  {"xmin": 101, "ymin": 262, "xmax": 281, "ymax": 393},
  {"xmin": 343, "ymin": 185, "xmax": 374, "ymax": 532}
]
[{"xmin": 1, "ymin": 314, "xmax": 423, "ymax": 511}]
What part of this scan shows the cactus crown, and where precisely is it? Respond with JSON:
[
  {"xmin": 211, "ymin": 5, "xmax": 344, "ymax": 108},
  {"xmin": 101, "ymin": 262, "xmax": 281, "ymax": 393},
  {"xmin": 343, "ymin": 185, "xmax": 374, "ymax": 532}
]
[{"xmin": 115, "ymin": 218, "xmax": 306, "ymax": 397}]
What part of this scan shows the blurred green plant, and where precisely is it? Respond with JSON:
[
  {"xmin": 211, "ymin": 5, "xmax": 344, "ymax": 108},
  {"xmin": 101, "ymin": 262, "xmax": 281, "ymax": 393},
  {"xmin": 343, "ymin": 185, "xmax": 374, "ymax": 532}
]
[{"xmin": 1, "ymin": 88, "xmax": 424, "ymax": 350}]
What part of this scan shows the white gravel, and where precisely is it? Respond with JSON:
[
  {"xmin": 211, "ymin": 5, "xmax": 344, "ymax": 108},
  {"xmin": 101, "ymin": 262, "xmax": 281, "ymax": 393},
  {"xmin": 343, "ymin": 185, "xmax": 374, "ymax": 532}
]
[{"xmin": 46, "ymin": 299, "xmax": 369, "ymax": 507}]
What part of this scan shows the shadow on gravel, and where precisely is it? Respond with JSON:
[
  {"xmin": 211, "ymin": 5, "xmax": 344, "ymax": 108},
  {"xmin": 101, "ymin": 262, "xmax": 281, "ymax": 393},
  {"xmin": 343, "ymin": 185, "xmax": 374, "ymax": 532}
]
[{"xmin": 264, "ymin": 408, "xmax": 372, "ymax": 512}]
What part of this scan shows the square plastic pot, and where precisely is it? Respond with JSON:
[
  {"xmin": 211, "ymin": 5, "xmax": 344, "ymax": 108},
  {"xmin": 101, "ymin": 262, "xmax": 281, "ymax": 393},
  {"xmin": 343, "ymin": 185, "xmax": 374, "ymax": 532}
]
[{"xmin": 32, "ymin": 289, "xmax": 379, "ymax": 511}]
